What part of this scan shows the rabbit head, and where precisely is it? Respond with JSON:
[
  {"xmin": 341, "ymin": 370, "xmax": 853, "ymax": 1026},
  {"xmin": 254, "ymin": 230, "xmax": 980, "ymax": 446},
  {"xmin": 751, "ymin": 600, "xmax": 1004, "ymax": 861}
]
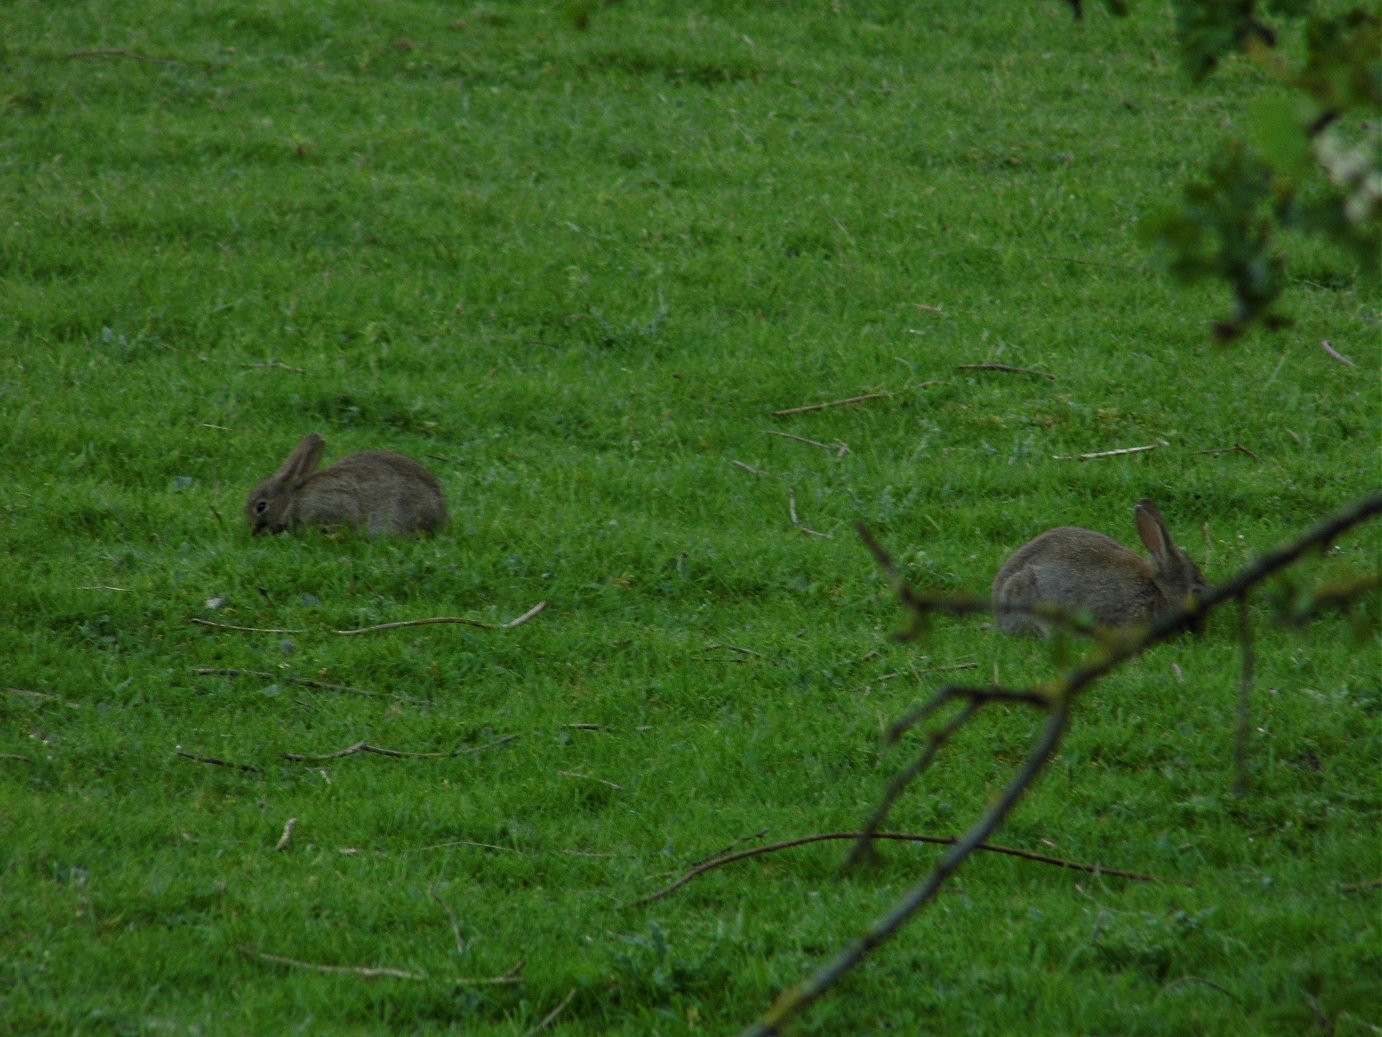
[{"xmin": 245, "ymin": 433, "xmax": 327, "ymax": 536}]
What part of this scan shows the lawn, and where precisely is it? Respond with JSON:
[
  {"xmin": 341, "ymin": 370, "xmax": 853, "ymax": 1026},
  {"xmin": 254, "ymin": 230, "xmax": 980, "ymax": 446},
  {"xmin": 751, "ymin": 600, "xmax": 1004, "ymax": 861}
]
[{"xmin": 2, "ymin": 2, "xmax": 1379, "ymax": 1034}]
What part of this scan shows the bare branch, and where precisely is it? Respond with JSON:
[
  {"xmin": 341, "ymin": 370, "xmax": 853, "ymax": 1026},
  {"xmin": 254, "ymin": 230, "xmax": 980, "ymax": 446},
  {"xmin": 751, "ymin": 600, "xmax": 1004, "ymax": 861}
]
[
  {"xmin": 1319, "ymin": 339, "xmax": 1357, "ymax": 367},
  {"xmin": 635, "ymin": 822, "xmax": 1187, "ymax": 908},
  {"xmin": 524, "ymin": 988, "xmax": 579, "ymax": 1036},
  {"xmin": 281, "ymin": 734, "xmax": 518, "ymax": 763},
  {"xmin": 192, "ymin": 619, "xmax": 308, "ymax": 634},
  {"xmin": 765, "ymin": 430, "xmax": 851, "ymax": 456},
  {"xmin": 729, "ymin": 459, "xmax": 772, "ymax": 477},
  {"xmin": 1053, "ymin": 444, "xmax": 1159, "ymax": 461},
  {"xmin": 771, "ymin": 391, "xmax": 893, "ymax": 417},
  {"xmin": 238, "ymin": 945, "xmax": 524, "ymax": 986},
  {"xmin": 738, "ymin": 706, "xmax": 1072, "ymax": 1037},
  {"xmin": 275, "ymin": 817, "xmax": 299, "ymax": 852},
  {"xmin": 175, "ymin": 750, "xmax": 262, "ymax": 774},
  {"xmin": 427, "ymin": 883, "xmax": 467, "ymax": 956},
  {"xmin": 335, "ymin": 601, "xmax": 547, "ymax": 636}
]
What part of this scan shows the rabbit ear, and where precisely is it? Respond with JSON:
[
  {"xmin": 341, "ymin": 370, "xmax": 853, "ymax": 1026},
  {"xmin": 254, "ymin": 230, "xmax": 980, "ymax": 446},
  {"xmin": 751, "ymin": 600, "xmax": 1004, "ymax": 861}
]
[
  {"xmin": 1134, "ymin": 499, "xmax": 1172, "ymax": 558},
  {"xmin": 276, "ymin": 433, "xmax": 326, "ymax": 489}
]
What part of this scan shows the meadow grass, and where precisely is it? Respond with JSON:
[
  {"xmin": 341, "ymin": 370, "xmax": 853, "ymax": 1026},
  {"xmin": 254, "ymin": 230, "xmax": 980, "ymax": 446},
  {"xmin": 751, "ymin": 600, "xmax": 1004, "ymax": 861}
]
[{"xmin": 2, "ymin": 2, "xmax": 1379, "ymax": 1034}]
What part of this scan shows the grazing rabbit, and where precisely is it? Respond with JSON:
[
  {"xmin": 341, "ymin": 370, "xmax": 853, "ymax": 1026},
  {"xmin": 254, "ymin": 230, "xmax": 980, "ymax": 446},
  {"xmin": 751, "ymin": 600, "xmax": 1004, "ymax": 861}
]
[
  {"xmin": 992, "ymin": 499, "xmax": 1206, "ymax": 636},
  {"xmin": 245, "ymin": 433, "xmax": 448, "ymax": 537}
]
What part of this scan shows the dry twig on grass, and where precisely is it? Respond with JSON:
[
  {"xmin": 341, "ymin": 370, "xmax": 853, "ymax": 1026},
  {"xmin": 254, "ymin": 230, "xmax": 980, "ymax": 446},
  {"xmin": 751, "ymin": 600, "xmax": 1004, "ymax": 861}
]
[
  {"xmin": 788, "ymin": 489, "xmax": 832, "ymax": 539},
  {"xmin": 280, "ymin": 734, "xmax": 517, "ymax": 762},
  {"xmin": 175, "ymin": 750, "xmax": 262, "ymax": 774},
  {"xmin": 765, "ymin": 430, "xmax": 851, "ymax": 456},
  {"xmin": 1319, "ymin": 339, "xmax": 1357, "ymax": 367},
  {"xmin": 771, "ymin": 390, "xmax": 893, "ymax": 417},
  {"xmin": 275, "ymin": 817, "xmax": 298, "ymax": 852},
  {"xmin": 242, "ymin": 359, "xmax": 307, "ymax": 374},
  {"xmin": 524, "ymin": 988, "xmax": 579, "ymax": 1036},
  {"xmin": 635, "ymin": 829, "xmax": 1187, "ymax": 906},
  {"xmin": 729, "ymin": 459, "xmax": 772, "ymax": 477},
  {"xmin": 1053, "ymin": 444, "xmax": 1160, "ymax": 461},
  {"xmin": 238, "ymin": 945, "xmax": 524, "ymax": 985},
  {"xmin": 191, "ymin": 619, "xmax": 308, "ymax": 634},
  {"xmin": 335, "ymin": 600, "xmax": 547, "ymax": 635}
]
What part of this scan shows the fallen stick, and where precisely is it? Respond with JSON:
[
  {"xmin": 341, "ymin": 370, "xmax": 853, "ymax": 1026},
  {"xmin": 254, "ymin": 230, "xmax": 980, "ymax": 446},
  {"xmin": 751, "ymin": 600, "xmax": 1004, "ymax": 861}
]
[
  {"xmin": 729, "ymin": 459, "xmax": 771, "ymax": 477},
  {"xmin": 1053, "ymin": 444, "xmax": 1159, "ymax": 461},
  {"xmin": 238, "ymin": 946, "xmax": 525, "ymax": 986},
  {"xmin": 282, "ymin": 734, "xmax": 519, "ymax": 763},
  {"xmin": 335, "ymin": 601, "xmax": 547, "ymax": 636},
  {"xmin": 765, "ymin": 430, "xmax": 850, "ymax": 456},
  {"xmin": 1320, "ymin": 340, "xmax": 1356, "ymax": 367},
  {"xmin": 192, "ymin": 619, "xmax": 308, "ymax": 634},
  {"xmin": 772, "ymin": 391, "xmax": 893, "ymax": 417},
  {"xmin": 175, "ymin": 750, "xmax": 262, "ymax": 774},
  {"xmin": 631, "ymin": 830, "xmax": 1190, "ymax": 907},
  {"xmin": 275, "ymin": 817, "xmax": 299, "ymax": 852}
]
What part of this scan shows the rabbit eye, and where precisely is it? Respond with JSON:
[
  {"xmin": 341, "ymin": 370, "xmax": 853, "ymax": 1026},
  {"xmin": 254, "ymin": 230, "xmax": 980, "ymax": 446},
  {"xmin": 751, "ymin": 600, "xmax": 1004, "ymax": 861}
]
[{"xmin": 254, "ymin": 500, "xmax": 268, "ymax": 514}]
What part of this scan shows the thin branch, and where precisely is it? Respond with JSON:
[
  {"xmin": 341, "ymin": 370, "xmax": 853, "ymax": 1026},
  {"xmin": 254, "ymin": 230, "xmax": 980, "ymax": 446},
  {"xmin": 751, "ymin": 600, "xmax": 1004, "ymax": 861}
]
[
  {"xmin": 335, "ymin": 601, "xmax": 547, "ymax": 635},
  {"xmin": 238, "ymin": 945, "xmax": 524, "ymax": 985},
  {"xmin": 955, "ymin": 363, "xmax": 1057, "ymax": 380},
  {"xmin": 729, "ymin": 459, "xmax": 772, "ymax": 477},
  {"xmin": 524, "ymin": 988, "xmax": 579, "ymax": 1037},
  {"xmin": 281, "ymin": 734, "xmax": 518, "ymax": 763},
  {"xmin": 240, "ymin": 946, "xmax": 426, "ymax": 980},
  {"xmin": 192, "ymin": 618, "xmax": 308, "ymax": 634},
  {"xmin": 1319, "ymin": 339, "xmax": 1357, "ymax": 367},
  {"xmin": 504, "ymin": 600, "xmax": 550, "ymax": 628},
  {"xmin": 636, "ymin": 822, "xmax": 1184, "ymax": 908},
  {"xmin": 765, "ymin": 430, "xmax": 851, "ymax": 456},
  {"xmin": 427, "ymin": 883, "xmax": 467, "ymax": 956},
  {"xmin": 558, "ymin": 770, "xmax": 624, "ymax": 790},
  {"xmin": 695, "ymin": 642, "xmax": 770, "ymax": 662},
  {"xmin": 275, "ymin": 817, "xmax": 299, "ymax": 852},
  {"xmin": 788, "ymin": 489, "xmax": 833, "ymax": 539},
  {"xmin": 844, "ymin": 699, "xmax": 980, "ymax": 870},
  {"xmin": 737, "ymin": 706, "xmax": 1071, "ymax": 1037},
  {"xmin": 771, "ymin": 390, "xmax": 893, "ymax": 417},
  {"xmin": 1053, "ymin": 444, "xmax": 1160, "ymax": 461},
  {"xmin": 192, "ymin": 668, "xmax": 434, "ymax": 707},
  {"xmin": 175, "ymin": 750, "xmax": 262, "ymax": 774},
  {"xmin": 242, "ymin": 359, "xmax": 307, "ymax": 374}
]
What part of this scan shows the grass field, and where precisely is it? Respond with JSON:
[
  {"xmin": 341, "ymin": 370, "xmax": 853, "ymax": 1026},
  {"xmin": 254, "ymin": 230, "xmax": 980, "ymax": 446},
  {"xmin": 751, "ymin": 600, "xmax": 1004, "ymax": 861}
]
[{"xmin": 3, "ymin": 2, "xmax": 1379, "ymax": 1034}]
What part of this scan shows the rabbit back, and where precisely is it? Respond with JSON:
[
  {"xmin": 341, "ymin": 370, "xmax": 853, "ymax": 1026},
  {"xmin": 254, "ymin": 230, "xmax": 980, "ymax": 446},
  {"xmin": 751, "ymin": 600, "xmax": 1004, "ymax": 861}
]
[
  {"xmin": 992, "ymin": 526, "xmax": 1165, "ymax": 635},
  {"xmin": 290, "ymin": 451, "xmax": 448, "ymax": 536}
]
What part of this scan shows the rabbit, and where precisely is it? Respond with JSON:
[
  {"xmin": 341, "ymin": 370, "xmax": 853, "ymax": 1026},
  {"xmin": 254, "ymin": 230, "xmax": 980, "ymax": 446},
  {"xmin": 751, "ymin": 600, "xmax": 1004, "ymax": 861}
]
[
  {"xmin": 245, "ymin": 433, "xmax": 448, "ymax": 537},
  {"xmin": 991, "ymin": 499, "xmax": 1206, "ymax": 637}
]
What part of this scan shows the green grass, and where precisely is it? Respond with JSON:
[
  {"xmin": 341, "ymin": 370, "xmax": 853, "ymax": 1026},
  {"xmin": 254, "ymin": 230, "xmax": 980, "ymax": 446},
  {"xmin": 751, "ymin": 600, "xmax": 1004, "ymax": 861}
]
[{"xmin": 2, "ymin": 2, "xmax": 1379, "ymax": 1034}]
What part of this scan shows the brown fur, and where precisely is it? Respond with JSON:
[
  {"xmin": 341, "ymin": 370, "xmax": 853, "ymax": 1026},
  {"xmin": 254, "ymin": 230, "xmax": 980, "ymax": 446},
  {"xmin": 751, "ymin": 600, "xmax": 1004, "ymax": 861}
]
[
  {"xmin": 245, "ymin": 433, "xmax": 447, "ymax": 537},
  {"xmin": 992, "ymin": 499, "xmax": 1206, "ymax": 636}
]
